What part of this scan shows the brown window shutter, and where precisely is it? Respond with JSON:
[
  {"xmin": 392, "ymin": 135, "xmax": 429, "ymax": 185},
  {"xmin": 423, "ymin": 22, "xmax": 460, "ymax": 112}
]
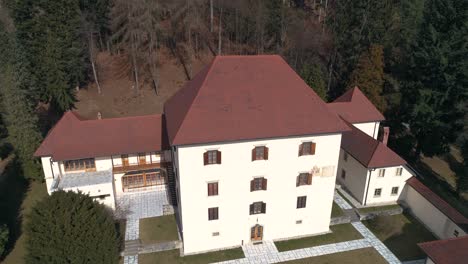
[
  {"xmin": 203, "ymin": 152, "xmax": 208, "ymax": 165},
  {"xmin": 252, "ymin": 148, "xmax": 256, "ymax": 161},
  {"xmin": 216, "ymin": 150, "xmax": 222, "ymax": 164},
  {"xmin": 296, "ymin": 175, "xmax": 300, "ymax": 187},
  {"xmin": 264, "ymin": 147, "xmax": 269, "ymax": 160},
  {"xmin": 307, "ymin": 173, "xmax": 312, "ymax": 185},
  {"xmin": 249, "ymin": 204, "xmax": 254, "ymax": 215},
  {"xmin": 214, "ymin": 183, "xmax": 218, "ymax": 195},
  {"xmin": 262, "ymin": 178, "xmax": 267, "ymax": 190},
  {"xmin": 298, "ymin": 143, "xmax": 303, "ymax": 156},
  {"xmin": 207, "ymin": 183, "xmax": 211, "ymax": 196},
  {"xmin": 261, "ymin": 203, "xmax": 266, "ymax": 214},
  {"xmin": 311, "ymin": 142, "xmax": 316, "ymax": 155},
  {"xmin": 250, "ymin": 179, "xmax": 255, "ymax": 192}
]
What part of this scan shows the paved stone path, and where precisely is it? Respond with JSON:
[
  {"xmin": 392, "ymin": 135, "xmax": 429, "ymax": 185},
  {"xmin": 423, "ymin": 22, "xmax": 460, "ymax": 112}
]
[{"xmin": 334, "ymin": 191, "xmax": 353, "ymax": 210}]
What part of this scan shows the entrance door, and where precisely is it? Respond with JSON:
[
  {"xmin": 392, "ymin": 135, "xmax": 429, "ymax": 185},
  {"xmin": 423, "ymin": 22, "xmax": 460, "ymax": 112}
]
[
  {"xmin": 250, "ymin": 225, "xmax": 263, "ymax": 241},
  {"xmin": 121, "ymin": 154, "xmax": 129, "ymax": 166}
]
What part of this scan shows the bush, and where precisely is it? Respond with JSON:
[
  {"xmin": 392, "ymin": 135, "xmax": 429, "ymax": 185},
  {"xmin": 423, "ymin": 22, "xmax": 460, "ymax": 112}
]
[
  {"xmin": 25, "ymin": 191, "xmax": 119, "ymax": 264},
  {"xmin": 0, "ymin": 224, "xmax": 9, "ymax": 257}
]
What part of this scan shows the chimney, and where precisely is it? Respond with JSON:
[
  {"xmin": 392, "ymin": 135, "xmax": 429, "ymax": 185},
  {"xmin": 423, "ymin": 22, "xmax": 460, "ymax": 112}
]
[
  {"xmin": 97, "ymin": 112, "xmax": 102, "ymax": 120},
  {"xmin": 382, "ymin": 127, "xmax": 389, "ymax": 145}
]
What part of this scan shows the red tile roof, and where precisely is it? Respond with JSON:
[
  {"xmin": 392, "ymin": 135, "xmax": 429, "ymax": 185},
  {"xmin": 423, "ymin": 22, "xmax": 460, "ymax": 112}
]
[
  {"xmin": 407, "ymin": 177, "xmax": 468, "ymax": 228},
  {"xmin": 328, "ymin": 87, "xmax": 385, "ymax": 123},
  {"xmin": 164, "ymin": 55, "xmax": 350, "ymax": 146},
  {"xmin": 418, "ymin": 236, "xmax": 468, "ymax": 264},
  {"xmin": 34, "ymin": 112, "xmax": 165, "ymax": 161},
  {"xmin": 341, "ymin": 119, "xmax": 406, "ymax": 168}
]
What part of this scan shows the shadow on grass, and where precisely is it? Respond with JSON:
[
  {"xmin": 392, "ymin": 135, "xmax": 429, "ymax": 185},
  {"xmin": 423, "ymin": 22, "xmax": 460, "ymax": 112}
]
[{"xmin": 0, "ymin": 160, "xmax": 29, "ymax": 260}]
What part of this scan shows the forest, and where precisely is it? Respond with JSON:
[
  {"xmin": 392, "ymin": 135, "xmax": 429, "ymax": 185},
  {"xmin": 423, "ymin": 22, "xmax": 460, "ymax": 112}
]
[{"xmin": 0, "ymin": 0, "xmax": 467, "ymax": 199}]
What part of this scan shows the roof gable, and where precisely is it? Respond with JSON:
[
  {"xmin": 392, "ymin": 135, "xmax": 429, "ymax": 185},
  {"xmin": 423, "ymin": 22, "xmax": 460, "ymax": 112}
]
[
  {"xmin": 35, "ymin": 111, "xmax": 165, "ymax": 160},
  {"xmin": 164, "ymin": 55, "xmax": 350, "ymax": 146},
  {"xmin": 328, "ymin": 86, "xmax": 385, "ymax": 123}
]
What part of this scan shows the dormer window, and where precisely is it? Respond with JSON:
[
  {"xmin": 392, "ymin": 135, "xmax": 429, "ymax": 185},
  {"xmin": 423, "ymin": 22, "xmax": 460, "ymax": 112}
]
[{"xmin": 299, "ymin": 142, "xmax": 316, "ymax": 156}]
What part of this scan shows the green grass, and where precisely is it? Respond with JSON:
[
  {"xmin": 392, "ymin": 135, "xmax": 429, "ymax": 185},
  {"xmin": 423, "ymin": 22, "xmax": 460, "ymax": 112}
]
[
  {"xmin": 275, "ymin": 224, "xmax": 362, "ymax": 252},
  {"xmin": 279, "ymin": 248, "xmax": 388, "ymax": 264},
  {"xmin": 363, "ymin": 213, "xmax": 436, "ymax": 261},
  {"xmin": 139, "ymin": 215, "xmax": 179, "ymax": 244},
  {"xmin": 331, "ymin": 202, "xmax": 344, "ymax": 218},
  {"xmin": 358, "ymin": 204, "xmax": 401, "ymax": 214},
  {"xmin": 139, "ymin": 248, "xmax": 244, "ymax": 264}
]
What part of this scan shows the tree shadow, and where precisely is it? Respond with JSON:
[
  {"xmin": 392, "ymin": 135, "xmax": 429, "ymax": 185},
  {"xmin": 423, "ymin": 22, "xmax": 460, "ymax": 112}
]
[{"xmin": 0, "ymin": 159, "xmax": 29, "ymax": 260}]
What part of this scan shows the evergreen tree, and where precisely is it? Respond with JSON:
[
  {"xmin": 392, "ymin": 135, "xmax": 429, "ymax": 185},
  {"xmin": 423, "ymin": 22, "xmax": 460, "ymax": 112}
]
[
  {"xmin": 25, "ymin": 191, "xmax": 119, "ymax": 264},
  {"xmin": 348, "ymin": 44, "xmax": 386, "ymax": 112},
  {"xmin": 300, "ymin": 63, "xmax": 328, "ymax": 101},
  {"xmin": 0, "ymin": 12, "xmax": 43, "ymax": 179},
  {"xmin": 0, "ymin": 224, "xmax": 8, "ymax": 257},
  {"xmin": 458, "ymin": 140, "xmax": 468, "ymax": 193},
  {"xmin": 401, "ymin": 0, "xmax": 468, "ymax": 157}
]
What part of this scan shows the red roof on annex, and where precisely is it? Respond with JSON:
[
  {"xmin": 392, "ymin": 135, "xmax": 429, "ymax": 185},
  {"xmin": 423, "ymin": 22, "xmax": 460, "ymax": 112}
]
[
  {"xmin": 164, "ymin": 55, "xmax": 350, "ymax": 146},
  {"xmin": 34, "ymin": 112, "xmax": 165, "ymax": 161}
]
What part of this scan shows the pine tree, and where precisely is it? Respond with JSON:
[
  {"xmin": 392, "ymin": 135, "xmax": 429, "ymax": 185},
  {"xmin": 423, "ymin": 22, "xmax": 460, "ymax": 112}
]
[
  {"xmin": 401, "ymin": 0, "xmax": 468, "ymax": 157},
  {"xmin": 348, "ymin": 44, "xmax": 386, "ymax": 112},
  {"xmin": 25, "ymin": 191, "xmax": 119, "ymax": 264},
  {"xmin": 0, "ymin": 224, "xmax": 8, "ymax": 257},
  {"xmin": 300, "ymin": 63, "xmax": 328, "ymax": 101}
]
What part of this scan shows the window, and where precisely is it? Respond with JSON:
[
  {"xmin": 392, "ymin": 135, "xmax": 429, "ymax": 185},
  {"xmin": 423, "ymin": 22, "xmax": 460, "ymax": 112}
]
[
  {"xmin": 249, "ymin": 202, "xmax": 266, "ymax": 215},
  {"xmin": 64, "ymin": 158, "xmax": 96, "ymax": 172},
  {"xmin": 396, "ymin": 168, "xmax": 403, "ymax": 176},
  {"xmin": 122, "ymin": 171, "xmax": 165, "ymax": 191},
  {"xmin": 344, "ymin": 152, "xmax": 348, "ymax": 161},
  {"xmin": 208, "ymin": 182, "xmax": 219, "ymax": 196},
  {"xmin": 454, "ymin": 230, "xmax": 459, "ymax": 237},
  {"xmin": 138, "ymin": 153, "xmax": 146, "ymax": 164},
  {"xmin": 374, "ymin": 188, "xmax": 382, "ymax": 197},
  {"xmin": 297, "ymin": 196, "xmax": 307, "ymax": 209},
  {"xmin": 212, "ymin": 232, "xmax": 220, "ymax": 237},
  {"xmin": 391, "ymin": 187, "xmax": 399, "ymax": 195},
  {"xmin": 208, "ymin": 207, "xmax": 219, "ymax": 220},
  {"xmin": 204, "ymin": 150, "xmax": 221, "ymax": 165},
  {"xmin": 341, "ymin": 169, "xmax": 346, "ymax": 179},
  {"xmin": 252, "ymin": 146, "xmax": 269, "ymax": 161},
  {"xmin": 250, "ymin": 177, "xmax": 267, "ymax": 191},
  {"xmin": 378, "ymin": 169, "xmax": 385, "ymax": 177},
  {"xmin": 296, "ymin": 173, "xmax": 312, "ymax": 186},
  {"xmin": 299, "ymin": 142, "xmax": 316, "ymax": 156},
  {"xmin": 296, "ymin": 220, "xmax": 302, "ymax": 224}
]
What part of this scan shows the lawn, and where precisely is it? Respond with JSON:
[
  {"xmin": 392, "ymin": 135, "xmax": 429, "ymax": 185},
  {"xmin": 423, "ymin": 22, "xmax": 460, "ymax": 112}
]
[
  {"xmin": 139, "ymin": 215, "xmax": 179, "ymax": 244},
  {"xmin": 363, "ymin": 213, "xmax": 436, "ymax": 261},
  {"xmin": 358, "ymin": 204, "xmax": 401, "ymax": 214},
  {"xmin": 331, "ymin": 202, "xmax": 344, "ymax": 218},
  {"xmin": 279, "ymin": 247, "xmax": 388, "ymax": 264},
  {"xmin": 275, "ymin": 224, "xmax": 362, "ymax": 252},
  {"xmin": 139, "ymin": 248, "xmax": 244, "ymax": 264}
]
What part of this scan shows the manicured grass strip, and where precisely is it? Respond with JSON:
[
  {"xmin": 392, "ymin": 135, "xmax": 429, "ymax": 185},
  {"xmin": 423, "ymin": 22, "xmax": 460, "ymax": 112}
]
[
  {"xmin": 275, "ymin": 224, "xmax": 362, "ymax": 252},
  {"xmin": 139, "ymin": 248, "xmax": 244, "ymax": 264},
  {"xmin": 331, "ymin": 202, "xmax": 344, "ymax": 217},
  {"xmin": 363, "ymin": 213, "xmax": 436, "ymax": 261},
  {"xmin": 139, "ymin": 215, "xmax": 179, "ymax": 244},
  {"xmin": 279, "ymin": 247, "xmax": 388, "ymax": 264},
  {"xmin": 358, "ymin": 204, "xmax": 401, "ymax": 214}
]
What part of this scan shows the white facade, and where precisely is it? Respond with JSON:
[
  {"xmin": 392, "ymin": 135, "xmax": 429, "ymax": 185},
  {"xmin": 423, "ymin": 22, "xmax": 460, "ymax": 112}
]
[
  {"xmin": 400, "ymin": 185, "xmax": 467, "ymax": 239},
  {"xmin": 336, "ymin": 150, "xmax": 412, "ymax": 206},
  {"xmin": 174, "ymin": 133, "xmax": 342, "ymax": 254},
  {"xmin": 352, "ymin": 122, "xmax": 380, "ymax": 139}
]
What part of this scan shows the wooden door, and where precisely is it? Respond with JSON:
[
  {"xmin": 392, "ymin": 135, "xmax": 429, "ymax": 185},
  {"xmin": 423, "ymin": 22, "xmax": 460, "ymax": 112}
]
[
  {"xmin": 138, "ymin": 153, "xmax": 146, "ymax": 165},
  {"xmin": 250, "ymin": 225, "xmax": 263, "ymax": 241},
  {"xmin": 121, "ymin": 154, "xmax": 129, "ymax": 166}
]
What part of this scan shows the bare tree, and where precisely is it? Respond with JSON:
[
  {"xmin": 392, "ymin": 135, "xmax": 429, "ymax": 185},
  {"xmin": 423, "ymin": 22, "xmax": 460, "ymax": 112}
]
[
  {"xmin": 218, "ymin": 7, "xmax": 222, "ymax": 55},
  {"xmin": 89, "ymin": 32, "xmax": 101, "ymax": 94}
]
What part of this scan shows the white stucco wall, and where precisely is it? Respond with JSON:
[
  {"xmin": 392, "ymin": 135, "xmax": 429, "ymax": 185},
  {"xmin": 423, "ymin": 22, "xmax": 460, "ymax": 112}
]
[
  {"xmin": 336, "ymin": 149, "xmax": 369, "ymax": 203},
  {"xmin": 175, "ymin": 133, "xmax": 342, "ymax": 254},
  {"xmin": 352, "ymin": 122, "xmax": 380, "ymax": 139},
  {"xmin": 364, "ymin": 165, "xmax": 412, "ymax": 206},
  {"xmin": 400, "ymin": 185, "xmax": 467, "ymax": 239}
]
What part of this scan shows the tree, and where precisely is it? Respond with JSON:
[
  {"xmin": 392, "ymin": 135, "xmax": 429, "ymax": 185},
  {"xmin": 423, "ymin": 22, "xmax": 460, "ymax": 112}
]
[
  {"xmin": 348, "ymin": 44, "xmax": 386, "ymax": 112},
  {"xmin": 458, "ymin": 140, "xmax": 468, "ymax": 193},
  {"xmin": 25, "ymin": 191, "xmax": 119, "ymax": 264},
  {"xmin": 300, "ymin": 63, "xmax": 328, "ymax": 101},
  {"xmin": 401, "ymin": 0, "xmax": 467, "ymax": 157},
  {"xmin": 0, "ymin": 224, "xmax": 8, "ymax": 257}
]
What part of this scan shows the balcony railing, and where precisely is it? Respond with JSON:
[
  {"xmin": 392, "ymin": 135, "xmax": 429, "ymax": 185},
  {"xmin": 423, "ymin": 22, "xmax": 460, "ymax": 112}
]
[{"xmin": 112, "ymin": 162, "xmax": 163, "ymax": 174}]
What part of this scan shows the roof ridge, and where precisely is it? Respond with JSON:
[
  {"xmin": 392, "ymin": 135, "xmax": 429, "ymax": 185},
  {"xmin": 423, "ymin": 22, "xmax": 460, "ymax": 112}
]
[
  {"xmin": 78, "ymin": 113, "xmax": 162, "ymax": 123},
  {"xmin": 172, "ymin": 57, "xmax": 219, "ymax": 143}
]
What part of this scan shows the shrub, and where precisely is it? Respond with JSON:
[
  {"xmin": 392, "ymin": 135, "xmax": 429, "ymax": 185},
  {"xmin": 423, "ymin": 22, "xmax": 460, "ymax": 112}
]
[{"xmin": 25, "ymin": 191, "xmax": 119, "ymax": 264}]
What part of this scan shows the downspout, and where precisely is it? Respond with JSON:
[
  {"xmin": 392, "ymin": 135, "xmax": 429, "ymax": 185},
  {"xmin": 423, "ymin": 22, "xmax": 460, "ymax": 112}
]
[
  {"xmin": 363, "ymin": 169, "xmax": 374, "ymax": 206},
  {"xmin": 373, "ymin": 122, "xmax": 378, "ymax": 139},
  {"xmin": 49, "ymin": 158, "xmax": 55, "ymax": 179}
]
